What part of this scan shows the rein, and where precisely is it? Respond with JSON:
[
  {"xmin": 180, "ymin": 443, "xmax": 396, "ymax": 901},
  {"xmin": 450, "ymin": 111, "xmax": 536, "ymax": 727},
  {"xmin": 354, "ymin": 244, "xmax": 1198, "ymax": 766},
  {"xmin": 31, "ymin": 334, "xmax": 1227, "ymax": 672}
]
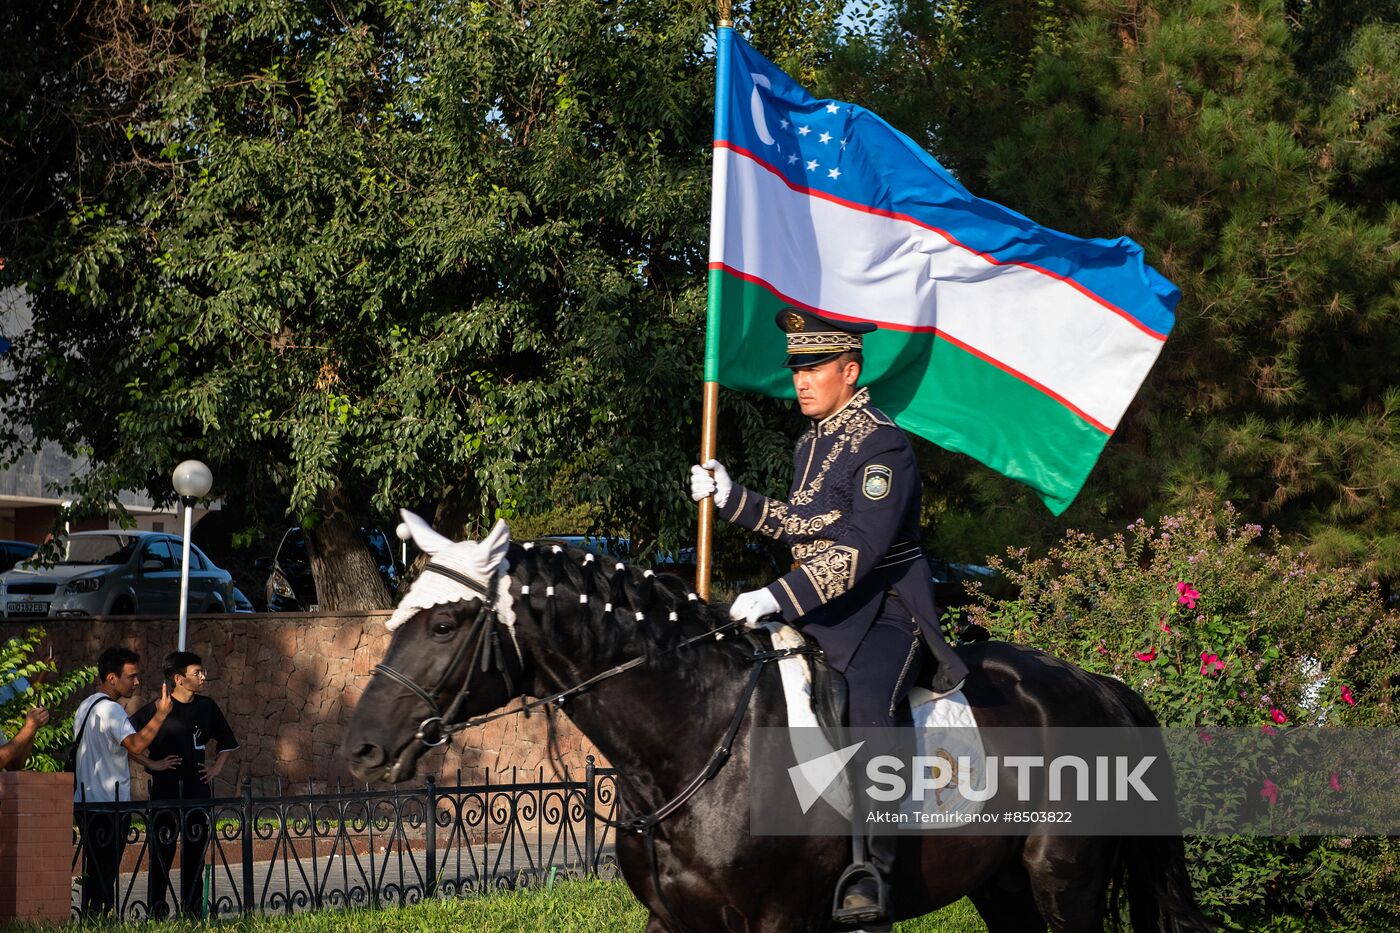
[{"xmin": 374, "ymin": 555, "xmax": 818, "ymax": 932}]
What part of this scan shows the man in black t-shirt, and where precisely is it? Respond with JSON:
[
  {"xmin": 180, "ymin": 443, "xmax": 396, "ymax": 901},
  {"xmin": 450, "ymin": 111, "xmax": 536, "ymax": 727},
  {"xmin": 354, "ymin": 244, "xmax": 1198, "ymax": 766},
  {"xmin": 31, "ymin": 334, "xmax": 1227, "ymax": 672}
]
[{"xmin": 130, "ymin": 651, "xmax": 239, "ymax": 918}]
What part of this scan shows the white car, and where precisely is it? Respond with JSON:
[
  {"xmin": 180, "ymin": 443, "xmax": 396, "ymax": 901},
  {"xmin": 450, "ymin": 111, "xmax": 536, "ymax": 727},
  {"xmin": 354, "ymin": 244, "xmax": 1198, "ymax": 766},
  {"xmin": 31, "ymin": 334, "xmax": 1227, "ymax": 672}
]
[{"xmin": 0, "ymin": 531, "xmax": 235, "ymax": 619}]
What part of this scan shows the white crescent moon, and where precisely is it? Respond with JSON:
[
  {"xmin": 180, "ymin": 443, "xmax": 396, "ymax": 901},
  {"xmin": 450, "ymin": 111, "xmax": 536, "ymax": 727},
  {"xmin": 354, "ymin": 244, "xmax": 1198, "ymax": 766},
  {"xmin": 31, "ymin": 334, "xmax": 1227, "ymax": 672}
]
[{"xmin": 750, "ymin": 73, "xmax": 776, "ymax": 146}]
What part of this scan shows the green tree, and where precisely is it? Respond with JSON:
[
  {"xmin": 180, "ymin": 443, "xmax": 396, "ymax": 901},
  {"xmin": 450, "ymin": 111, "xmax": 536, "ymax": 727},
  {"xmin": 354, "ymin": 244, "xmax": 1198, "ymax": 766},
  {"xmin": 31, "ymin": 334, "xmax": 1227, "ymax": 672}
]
[
  {"xmin": 826, "ymin": 1, "xmax": 1400, "ymax": 582},
  {"xmin": 0, "ymin": 628, "xmax": 95, "ymax": 772},
  {"xmin": 0, "ymin": 0, "xmax": 783, "ymax": 603}
]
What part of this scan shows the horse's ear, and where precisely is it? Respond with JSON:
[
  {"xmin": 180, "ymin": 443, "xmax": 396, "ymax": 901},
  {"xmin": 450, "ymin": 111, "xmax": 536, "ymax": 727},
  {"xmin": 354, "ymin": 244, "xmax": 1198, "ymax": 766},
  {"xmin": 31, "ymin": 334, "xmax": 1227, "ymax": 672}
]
[
  {"xmin": 399, "ymin": 508, "xmax": 454, "ymax": 556},
  {"xmin": 479, "ymin": 518, "xmax": 512, "ymax": 570}
]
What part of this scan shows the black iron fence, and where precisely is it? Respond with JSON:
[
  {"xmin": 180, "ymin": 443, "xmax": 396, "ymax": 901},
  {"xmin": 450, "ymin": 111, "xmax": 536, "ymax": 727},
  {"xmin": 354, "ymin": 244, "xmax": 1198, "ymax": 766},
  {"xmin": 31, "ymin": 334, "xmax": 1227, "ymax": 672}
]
[{"xmin": 72, "ymin": 759, "xmax": 619, "ymax": 921}]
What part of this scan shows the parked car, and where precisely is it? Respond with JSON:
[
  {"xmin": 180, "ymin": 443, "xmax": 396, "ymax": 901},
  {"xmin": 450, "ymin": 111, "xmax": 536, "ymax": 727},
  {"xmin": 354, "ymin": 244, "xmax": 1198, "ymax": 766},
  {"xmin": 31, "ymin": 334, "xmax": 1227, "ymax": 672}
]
[
  {"xmin": 928, "ymin": 559, "xmax": 999, "ymax": 609},
  {"xmin": 256, "ymin": 527, "xmax": 399, "ymax": 612},
  {"xmin": 0, "ymin": 540, "xmax": 38, "ymax": 574},
  {"xmin": 0, "ymin": 531, "xmax": 236, "ymax": 619}
]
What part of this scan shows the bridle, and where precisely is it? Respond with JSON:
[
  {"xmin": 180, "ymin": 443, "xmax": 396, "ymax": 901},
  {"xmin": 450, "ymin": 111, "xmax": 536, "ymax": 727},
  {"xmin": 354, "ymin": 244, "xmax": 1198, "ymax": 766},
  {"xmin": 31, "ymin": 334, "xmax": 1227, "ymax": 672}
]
[
  {"xmin": 370, "ymin": 556, "xmax": 818, "ymax": 933},
  {"xmin": 371, "ymin": 561, "xmax": 517, "ymax": 748}
]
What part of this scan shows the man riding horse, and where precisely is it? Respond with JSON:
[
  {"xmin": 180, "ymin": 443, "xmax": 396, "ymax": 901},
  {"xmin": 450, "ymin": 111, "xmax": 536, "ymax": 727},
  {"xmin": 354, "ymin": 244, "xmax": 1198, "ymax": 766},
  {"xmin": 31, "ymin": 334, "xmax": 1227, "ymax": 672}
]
[{"xmin": 689, "ymin": 307, "xmax": 969, "ymax": 924}]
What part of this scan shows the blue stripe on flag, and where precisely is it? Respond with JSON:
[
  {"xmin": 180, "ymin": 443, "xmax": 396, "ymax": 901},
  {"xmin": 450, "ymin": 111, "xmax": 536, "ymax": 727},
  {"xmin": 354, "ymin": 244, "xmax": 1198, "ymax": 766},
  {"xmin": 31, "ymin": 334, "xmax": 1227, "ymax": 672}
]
[{"xmin": 716, "ymin": 30, "xmax": 1178, "ymax": 338}]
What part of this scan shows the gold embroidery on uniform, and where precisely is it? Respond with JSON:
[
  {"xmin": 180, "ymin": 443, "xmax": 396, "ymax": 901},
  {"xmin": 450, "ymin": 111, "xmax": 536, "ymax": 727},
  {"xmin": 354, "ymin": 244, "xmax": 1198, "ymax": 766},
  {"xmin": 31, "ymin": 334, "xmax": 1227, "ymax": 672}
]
[
  {"xmin": 795, "ymin": 431, "xmax": 818, "ymax": 491},
  {"xmin": 801, "ymin": 545, "xmax": 859, "ymax": 603},
  {"xmin": 783, "ymin": 508, "xmax": 840, "ymax": 537},
  {"xmin": 791, "ymin": 539, "xmax": 835, "ymax": 562},
  {"xmin": 792, "ymin": 391, "xmax": 881, "ymax": 506},
  {"xmin": 755, "ymin": 498, "xmax": 782, "ymax": 540},
  {"xmin": 844, "ymin": 414, "xmax": 879, "ymax": 456},
  {"xmin": 777, "ymin": 578, "xmax": 801, "ymax": 614},
  {"xmin": 816, "ymin": 387, "xmax": 869, "ymax": 436}
]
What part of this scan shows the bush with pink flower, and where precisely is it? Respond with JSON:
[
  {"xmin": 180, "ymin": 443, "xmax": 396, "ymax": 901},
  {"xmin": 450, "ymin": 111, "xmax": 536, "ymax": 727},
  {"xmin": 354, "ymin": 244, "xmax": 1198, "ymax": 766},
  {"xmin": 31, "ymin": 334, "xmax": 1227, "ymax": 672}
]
[{"xmin": 963, "ymin": 502, "xmax": 1400, "ymax": 931}]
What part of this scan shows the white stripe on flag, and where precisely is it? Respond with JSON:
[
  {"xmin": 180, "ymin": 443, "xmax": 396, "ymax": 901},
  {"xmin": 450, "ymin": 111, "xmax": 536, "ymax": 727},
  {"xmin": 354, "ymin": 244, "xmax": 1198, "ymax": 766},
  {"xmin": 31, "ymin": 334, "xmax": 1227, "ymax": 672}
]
[{"xmin": 712, "ymin": 146, "xmax": 1165, "ymax": 431}]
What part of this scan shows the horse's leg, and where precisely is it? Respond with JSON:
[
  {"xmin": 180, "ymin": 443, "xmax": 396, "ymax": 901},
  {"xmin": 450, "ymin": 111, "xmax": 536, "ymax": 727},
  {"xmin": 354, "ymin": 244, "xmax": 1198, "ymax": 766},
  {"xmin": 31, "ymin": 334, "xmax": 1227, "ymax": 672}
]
[
  {"xmin": 967, "ymin": 863, "xmax": 1046, "ymax": 933},
  {"xmin": 1021, "ymin": 835, "xmax": 1114, "ymax": 933}
]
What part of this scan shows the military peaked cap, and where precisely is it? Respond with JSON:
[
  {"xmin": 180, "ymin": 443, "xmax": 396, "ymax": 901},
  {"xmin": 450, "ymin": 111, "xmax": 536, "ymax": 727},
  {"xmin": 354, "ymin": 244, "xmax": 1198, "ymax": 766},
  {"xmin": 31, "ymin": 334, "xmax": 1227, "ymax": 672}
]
[{"xmin": 775, "ymin": 307, "xmax": 877, "ymax": 369}]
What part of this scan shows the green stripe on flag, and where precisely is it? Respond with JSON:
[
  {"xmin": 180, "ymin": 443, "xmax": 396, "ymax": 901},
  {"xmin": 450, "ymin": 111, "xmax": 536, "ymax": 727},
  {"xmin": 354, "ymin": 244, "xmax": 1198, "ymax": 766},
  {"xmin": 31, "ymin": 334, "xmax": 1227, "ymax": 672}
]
[{"xmin": 708, "ymin": 268, "xmax": 1106, "ymax": 514}]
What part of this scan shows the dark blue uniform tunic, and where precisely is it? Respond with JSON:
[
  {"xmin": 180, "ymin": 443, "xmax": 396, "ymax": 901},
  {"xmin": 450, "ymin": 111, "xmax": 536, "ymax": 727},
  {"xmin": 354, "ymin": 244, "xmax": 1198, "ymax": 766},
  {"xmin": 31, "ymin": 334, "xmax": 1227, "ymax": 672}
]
[{"xmin": 717, "ymin": 388, "xmax": 969, "ymax": 726}]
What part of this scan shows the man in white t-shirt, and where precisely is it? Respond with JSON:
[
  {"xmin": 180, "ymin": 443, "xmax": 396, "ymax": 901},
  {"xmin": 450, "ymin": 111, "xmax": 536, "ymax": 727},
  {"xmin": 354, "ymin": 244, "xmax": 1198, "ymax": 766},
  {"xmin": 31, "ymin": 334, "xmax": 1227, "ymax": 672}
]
[{"xmin": 73, "ymin": 647, "xmax": 175, "ymax": 916}]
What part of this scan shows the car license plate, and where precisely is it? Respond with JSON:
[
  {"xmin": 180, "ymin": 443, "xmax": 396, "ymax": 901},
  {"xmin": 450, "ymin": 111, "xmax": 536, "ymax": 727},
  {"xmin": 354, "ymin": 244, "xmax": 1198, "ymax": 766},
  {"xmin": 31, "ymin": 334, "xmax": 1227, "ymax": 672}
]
[{"xmin": 6, "ymin": 600, "xmax": 50, "ymax": 615}]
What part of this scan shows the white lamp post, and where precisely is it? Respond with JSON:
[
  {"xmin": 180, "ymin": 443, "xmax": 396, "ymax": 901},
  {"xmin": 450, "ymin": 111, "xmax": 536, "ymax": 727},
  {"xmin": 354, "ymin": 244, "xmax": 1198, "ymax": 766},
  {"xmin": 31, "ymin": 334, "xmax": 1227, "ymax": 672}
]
[
  {"xmin": 395, "ymin": 521, "xmax": 411, "ymax": 572},
  {"xmin": 172, "ymin": 460, "xmax": 213, "ymax": 651}
]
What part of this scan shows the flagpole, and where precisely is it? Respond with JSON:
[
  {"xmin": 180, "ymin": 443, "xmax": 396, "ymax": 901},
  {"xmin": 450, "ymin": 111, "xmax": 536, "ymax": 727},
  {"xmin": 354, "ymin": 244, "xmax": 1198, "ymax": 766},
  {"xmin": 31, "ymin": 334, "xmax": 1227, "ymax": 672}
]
[
  {"xmin": 696, "ymin": 3, "xmax": 733, "ymax": 602},
  {"xmin": 696, "ymin": 381, "xmax": 719, "ymax": 600}
]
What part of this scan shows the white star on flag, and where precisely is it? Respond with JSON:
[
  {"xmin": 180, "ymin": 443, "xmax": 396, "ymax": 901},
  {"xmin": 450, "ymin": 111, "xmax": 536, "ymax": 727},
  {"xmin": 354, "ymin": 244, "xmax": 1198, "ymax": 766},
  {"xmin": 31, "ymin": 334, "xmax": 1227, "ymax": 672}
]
[
  {"xmin": 779, "ymin": 118, "xmax": 789, "ymax": 129},
  {"xmin": 797, "ymin": 125, "xmax": 811, "ymax": 136},
  {"xmin": 840, "ymin": 138, "xmax": 847, "ymax": 149},
  {"xmin": 806, "ymin": 159, "xmax": 819, "ymax": 171},
  {"xmin": 825, "ymin": 102, "xmax": 840, "ymax": 114},
  {"xmin": 787, "ymin": 153, "xmax": 799, "ymax": 164},
  {"xmin": 827, "ymin": 167, "xmax": 842, "ymax": 180},
  {"xmin": 819, "ymin": 132, "xmax": 832, "ymax": 144}
]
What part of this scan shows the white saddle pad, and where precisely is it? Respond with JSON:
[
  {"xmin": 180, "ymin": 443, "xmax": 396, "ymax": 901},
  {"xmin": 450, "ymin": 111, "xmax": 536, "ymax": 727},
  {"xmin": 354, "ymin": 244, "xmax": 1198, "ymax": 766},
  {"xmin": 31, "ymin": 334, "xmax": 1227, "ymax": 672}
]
[{"xmin": 766, "ymin": 623, "xmax": 988, "ymax": 824}]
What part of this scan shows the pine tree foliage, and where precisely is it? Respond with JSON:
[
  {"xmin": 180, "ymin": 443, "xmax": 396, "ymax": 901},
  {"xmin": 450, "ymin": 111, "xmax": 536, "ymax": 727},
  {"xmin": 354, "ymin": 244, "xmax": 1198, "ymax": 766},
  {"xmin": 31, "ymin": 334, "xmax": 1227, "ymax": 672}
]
[{"xmin": 828, "ymin": 1, "xmax": 1400, "ymax": 581}]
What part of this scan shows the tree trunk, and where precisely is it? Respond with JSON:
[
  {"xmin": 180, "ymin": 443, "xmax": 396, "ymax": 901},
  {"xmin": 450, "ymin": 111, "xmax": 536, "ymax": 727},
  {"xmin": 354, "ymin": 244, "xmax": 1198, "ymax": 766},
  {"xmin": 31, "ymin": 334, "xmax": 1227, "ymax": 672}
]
[{"xmin": 304, "ymin": 486, "xmax": 392, "ymax": 611}]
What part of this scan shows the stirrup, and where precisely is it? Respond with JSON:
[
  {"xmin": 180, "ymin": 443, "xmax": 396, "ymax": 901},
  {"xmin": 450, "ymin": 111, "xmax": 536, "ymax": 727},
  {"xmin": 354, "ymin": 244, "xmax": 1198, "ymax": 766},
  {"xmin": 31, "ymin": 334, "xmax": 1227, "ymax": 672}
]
[{"xmin": 831, "ymin": 861, "xmax": 888, "ymax": 925}]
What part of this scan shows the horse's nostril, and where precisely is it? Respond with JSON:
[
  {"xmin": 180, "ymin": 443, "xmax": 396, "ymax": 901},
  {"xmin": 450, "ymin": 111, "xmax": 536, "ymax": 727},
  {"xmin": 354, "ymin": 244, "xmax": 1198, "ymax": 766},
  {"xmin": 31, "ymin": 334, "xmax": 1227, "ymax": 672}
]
[{"xmin": 353, "ymin": 743, "xmax": 386, "ymax": 768}]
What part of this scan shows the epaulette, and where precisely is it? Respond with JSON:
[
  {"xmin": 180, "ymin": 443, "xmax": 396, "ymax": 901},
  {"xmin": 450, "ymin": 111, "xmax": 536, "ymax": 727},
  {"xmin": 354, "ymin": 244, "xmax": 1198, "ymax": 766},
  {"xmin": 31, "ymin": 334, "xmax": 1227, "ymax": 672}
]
[{"xmin": 864, "ymin": 405, "xmax": 897, "ymax": 427}]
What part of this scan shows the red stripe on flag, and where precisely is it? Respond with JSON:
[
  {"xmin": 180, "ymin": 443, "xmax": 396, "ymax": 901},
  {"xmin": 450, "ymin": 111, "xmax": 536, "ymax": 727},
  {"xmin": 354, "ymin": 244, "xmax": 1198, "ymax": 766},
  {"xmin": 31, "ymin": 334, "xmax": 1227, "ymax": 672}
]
[
  {"xmin": 711, "ymin": 262, "xmax": 1115, "ymax": 436},
  {"xmin": 713, "ymin": 140, "xmax": 1167, "ymax": 344}
]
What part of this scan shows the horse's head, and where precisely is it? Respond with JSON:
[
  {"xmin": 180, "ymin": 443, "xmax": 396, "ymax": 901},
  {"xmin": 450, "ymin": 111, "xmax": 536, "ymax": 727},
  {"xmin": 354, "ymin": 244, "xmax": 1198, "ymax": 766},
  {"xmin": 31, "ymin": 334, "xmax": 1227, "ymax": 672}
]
[{"xmin": 344, "ymin": 511, "xmax": 524, "ymax": 783}]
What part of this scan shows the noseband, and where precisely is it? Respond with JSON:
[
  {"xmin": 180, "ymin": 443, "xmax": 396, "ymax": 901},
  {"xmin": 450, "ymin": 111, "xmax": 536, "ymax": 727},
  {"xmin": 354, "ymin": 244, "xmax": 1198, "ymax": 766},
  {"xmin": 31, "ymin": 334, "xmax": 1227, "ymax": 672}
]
[{"xmin": 371, "ymin": 562, "xmax": 516, "ymax": 747}]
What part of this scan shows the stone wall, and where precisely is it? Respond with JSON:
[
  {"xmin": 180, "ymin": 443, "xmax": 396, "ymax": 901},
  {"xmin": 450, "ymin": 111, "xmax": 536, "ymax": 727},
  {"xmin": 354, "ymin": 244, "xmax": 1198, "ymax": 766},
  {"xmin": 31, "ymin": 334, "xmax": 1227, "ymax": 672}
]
[{"xmin": 0, "ymin": 614, "xmax": 606, "ymax": 795}]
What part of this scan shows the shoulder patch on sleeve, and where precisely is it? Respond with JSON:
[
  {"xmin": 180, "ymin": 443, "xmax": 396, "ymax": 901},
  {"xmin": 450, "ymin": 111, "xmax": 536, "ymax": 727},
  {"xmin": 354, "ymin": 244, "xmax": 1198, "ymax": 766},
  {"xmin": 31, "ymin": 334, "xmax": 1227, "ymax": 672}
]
[{"xmin": 862, "ymin": 464, "xmax": 892, "ymax": 500}]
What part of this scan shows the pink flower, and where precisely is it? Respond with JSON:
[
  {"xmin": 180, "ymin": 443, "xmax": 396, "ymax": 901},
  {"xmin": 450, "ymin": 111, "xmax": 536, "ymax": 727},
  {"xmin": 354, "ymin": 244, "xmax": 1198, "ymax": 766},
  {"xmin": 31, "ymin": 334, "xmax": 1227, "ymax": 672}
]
[
  {"xmin": 1260, "ymin": 724, "xmax": 1278, "ymax": 736},
  {"xmin": 1159, "ymin": 616, "xmax": 1173, "ymax": 634},
  {"xmin": 1270, "ymin": 708, "xmax": 1288, "ymax": 725},
  {"xmin": 1329, "ymin": 772, "xmax": 1343, "ymax": 793},
  {"xmin": 1096, "ymin": 643, "xmax": 1108, "ymax": 656},
  {"xmin": 1199, "ymin": 652, "xmax": 1225, "ymax": 675},
  {"xmin": 1260, "ymin": 779, "xmax": 1279, "ymax": 806},
  {"xmin": 1134, "ymin": 647, "xmax": 1157, "ymax": 662},
  {"xmin": 1340, "ymin": 685, "xmax": 1355, "ymax": 706},
  {"xmin": 1175, "ymin": 581, "xmax": 1200, "ymax": 609},
  {"xmin": 1196, "ymin": 729, "xmax": 1215, "ymax": 745}
]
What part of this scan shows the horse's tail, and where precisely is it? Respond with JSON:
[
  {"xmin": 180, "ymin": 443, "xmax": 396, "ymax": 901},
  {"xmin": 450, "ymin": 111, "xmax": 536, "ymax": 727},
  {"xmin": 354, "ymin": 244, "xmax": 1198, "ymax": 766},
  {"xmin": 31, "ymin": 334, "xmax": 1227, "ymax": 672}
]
[
  {"xmin": 1097, "ymin": 675, "xmax": 1218, "ymax": 933},
  {"xmin": 1105, "ymin": 833, "xmax": 1217, "ymax": 933}
]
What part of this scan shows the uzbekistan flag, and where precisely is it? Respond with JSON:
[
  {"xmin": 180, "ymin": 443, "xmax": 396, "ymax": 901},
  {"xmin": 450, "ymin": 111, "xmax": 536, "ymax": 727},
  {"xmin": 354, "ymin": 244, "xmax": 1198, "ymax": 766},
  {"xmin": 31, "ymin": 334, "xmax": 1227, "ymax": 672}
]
[{"xmin": 707, "ymin": 28, "xmax": 1179, "ymax": 514}]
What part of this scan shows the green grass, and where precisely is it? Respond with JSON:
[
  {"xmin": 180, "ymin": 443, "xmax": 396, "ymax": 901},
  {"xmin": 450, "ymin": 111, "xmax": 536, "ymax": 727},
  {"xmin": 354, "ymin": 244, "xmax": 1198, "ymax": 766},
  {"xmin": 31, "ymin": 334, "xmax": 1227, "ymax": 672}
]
[
  {"xmin": 7, "ymin": 881, "xmax": 1386, "ymax": 931},
  {"xmin": 4, "ymin": 880, "xmax": 987, "ymax": 932}
]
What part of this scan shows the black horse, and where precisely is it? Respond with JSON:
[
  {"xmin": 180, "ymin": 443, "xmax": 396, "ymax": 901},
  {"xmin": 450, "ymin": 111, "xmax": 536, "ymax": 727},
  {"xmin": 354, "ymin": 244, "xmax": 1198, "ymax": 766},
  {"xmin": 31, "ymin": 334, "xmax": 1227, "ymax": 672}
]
[{"xmin": 344, "ymin": 516, "xmax": 1213, "ymax": 933}]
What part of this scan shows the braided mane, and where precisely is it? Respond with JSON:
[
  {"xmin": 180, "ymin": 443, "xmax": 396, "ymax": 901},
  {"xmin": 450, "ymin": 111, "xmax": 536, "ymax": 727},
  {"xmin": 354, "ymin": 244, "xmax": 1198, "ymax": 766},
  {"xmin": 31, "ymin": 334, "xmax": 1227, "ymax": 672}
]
[{"xmin": 511, "ymin": 541, "xmax": 738, "ymax": 675}]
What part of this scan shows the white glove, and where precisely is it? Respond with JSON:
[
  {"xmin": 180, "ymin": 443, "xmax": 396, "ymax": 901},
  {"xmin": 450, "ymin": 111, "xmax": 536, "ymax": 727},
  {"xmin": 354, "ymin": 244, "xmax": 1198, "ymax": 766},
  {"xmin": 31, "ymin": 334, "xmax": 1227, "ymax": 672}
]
[
  {"xmin": 729, "ymin": 588, "xmax": 781, "ymax": 629},
  {"xmin": 689, "ymin": 459, "xmax": 733, "ymax": 509}
]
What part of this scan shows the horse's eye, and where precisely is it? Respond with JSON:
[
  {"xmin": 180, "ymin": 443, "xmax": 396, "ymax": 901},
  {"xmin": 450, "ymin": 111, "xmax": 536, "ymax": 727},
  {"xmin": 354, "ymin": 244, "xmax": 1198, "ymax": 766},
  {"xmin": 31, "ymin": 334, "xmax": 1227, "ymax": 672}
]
[{"xmin": 432, "ymin": 620, "xmax": 455, "ymax": 636}]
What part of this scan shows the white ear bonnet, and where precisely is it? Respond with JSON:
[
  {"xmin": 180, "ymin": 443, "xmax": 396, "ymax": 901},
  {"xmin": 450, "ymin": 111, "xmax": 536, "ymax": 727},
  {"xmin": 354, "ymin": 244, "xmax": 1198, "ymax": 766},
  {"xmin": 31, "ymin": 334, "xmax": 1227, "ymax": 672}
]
[{"xmin": 385, "ymin": 510, "xmax": 512, "ymax": 631}]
